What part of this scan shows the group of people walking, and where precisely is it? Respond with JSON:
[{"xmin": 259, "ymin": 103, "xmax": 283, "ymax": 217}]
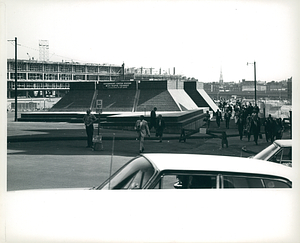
[
  {"xmin": 235, "ymin": 107, "xmax": 284, "ymax": 145},
  {"xmin": 212, "ymin": 101, "xmax": 285, "ymax": 145},
  {"xmin": 83, "ymin": 102, "xmax": 285, "ymax": 151},
  {"xmin": 135, "ymin": 107, "xmax": 166, "ymax": 153},
  {"xmin": 83, "ymin": 107, "xmax": 166, "ymax": 152}
]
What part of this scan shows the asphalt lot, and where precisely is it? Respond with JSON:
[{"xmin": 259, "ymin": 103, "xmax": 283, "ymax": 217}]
[{"xmin": 6, "ymin": 112, "xmax": 292, "ymax": 191}]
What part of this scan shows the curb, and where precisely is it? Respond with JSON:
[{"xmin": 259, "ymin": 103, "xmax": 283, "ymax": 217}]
[{"xmin": 7, "ymin": 132, "xmax": 241, "ymax": 143}]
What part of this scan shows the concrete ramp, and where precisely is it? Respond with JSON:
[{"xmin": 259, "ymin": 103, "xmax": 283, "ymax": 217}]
[
  {"xmin": 197, "ymin": 89, "xmax": 219, "ymax": 112},
  {"xmin": 168, "ymin": 89, "xmax": 198, "ymax": 111}
]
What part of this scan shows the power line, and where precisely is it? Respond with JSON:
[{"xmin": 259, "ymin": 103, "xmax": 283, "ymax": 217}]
[{"xmin": 8, "ymin": 42, "xmax": 87, "ymax": 63}]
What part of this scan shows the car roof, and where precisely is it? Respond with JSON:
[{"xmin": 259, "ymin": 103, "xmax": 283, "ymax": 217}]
[
  {"xmin": 142, "ymin": 154, "xmax": 293, "ymax": 180},
  {"xmin": 274, "ymin": 139, "xmax": 292, "ymax": 147}
]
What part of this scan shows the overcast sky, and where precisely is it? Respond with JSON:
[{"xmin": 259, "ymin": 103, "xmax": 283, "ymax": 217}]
[{"xmin": 3, "ymin": 0, "xmax": 299, "ymax": 82}]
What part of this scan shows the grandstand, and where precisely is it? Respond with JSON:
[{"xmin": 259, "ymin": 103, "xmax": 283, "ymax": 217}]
[
  {"xmin": 51, "ymin": 82, "xmax": 95, "ymax": 111},
  {"xmin": 51, "ymin": 80, "xmax": 217, "ymax": 113},
  {"xmin": 96, "ymin": 82, "xmax": 136, "ymax": 112},
  {"xmin": 136, "ymin": 81, "xmax": 179, "ymax": 112},
  {"xmin": 20, "ymin": 80, "xmax": 217, "ymax": 133}
]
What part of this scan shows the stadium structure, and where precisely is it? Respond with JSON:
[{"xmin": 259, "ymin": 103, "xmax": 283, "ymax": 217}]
[{"xmin": 7, "ymin": 58, "xmax": 219, "ymax": 133}]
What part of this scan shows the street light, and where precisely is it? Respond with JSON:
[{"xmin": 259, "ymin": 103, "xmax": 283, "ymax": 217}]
[{"xmin": 247, "ymin": 61, "xmax": 256, "ymax": 105}]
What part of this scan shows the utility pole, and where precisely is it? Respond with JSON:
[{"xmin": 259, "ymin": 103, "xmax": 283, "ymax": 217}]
[
  {"xmin": 254, "ymin": 61, "xmax": 256, "ymax": 106},
  {"xmin": 8, "ymin": 37, "xmax": 18, "ymax": 120},
  {"xmin": 11, "ymin": 37, "xmax": 18, "ymax": 121},
  {"xmin": 247, "ymin": 61, "xmax": 257, "ymax": 106}
]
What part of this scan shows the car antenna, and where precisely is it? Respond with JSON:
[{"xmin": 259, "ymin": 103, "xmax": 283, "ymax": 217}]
[{"xmin": 108, "ymin": 133, "xmax": 115, "ymax": 190}]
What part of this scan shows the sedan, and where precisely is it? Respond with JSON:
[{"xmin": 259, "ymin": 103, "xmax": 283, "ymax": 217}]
[
  {"xmin": 252, "ymin": 139, "xmax": 292, "ymax": 167},
  {"xmin": 94, "ymin": 153, "xmax": 292, "ymax": 189}
]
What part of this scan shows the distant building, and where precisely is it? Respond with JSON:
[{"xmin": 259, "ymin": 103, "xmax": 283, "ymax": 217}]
[{"xmin": 241, "ymin": 80, "xmax": 266, "ymax": 92}]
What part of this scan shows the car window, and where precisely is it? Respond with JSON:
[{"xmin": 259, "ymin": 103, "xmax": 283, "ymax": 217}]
[
  {"xmin": 223, "ymin": 176, "xmax": 264, "ymax": 188},
  {"xmin": 154, "ymin": 174, "xmax": 217, "ymax": 189},
  {"xmin": 263, "ymin": 179, "xmax": 291, "ymax": 188},
  {"xmin": 127, "ymin": 168, "xmax": 155, "ymax": 189},
  {"xmin": 99, "ymin": 156, "xmax": 155, "ymax": 189},
  {"xmin": 269, "ymin": 147, "xmax": 292, "ymax": 165}
]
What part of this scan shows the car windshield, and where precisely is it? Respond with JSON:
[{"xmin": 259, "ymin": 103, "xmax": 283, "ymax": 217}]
[
  {"xmin": 98, "ymin": 156, "xmax": 155, "ymax": 190},
  {"xmin": 252, "ymin": 143, "xmax": 279, "ymax": 160}
]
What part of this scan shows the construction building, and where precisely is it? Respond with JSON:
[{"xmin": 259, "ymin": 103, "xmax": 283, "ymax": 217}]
[{"xmin": 7, "ymin": 59, "xmax": 125, "ymax": 99}]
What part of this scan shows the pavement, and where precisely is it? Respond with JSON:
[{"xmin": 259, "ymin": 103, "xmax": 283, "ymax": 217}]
[{"xmin": 6, "ymin": 112, "xmax": 292, "ymax": 191}]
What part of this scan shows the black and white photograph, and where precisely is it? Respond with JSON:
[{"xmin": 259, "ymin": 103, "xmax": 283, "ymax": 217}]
[{"xmin": 1, "ymin": 0, "xmax": 299, "ymax": 242}]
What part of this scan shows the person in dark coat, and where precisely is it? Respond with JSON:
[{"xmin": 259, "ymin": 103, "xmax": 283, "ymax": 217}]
[
  {"xmin": 253, "ymin": 104, "xmax": 260, "ymax": 114},
  {"xmin": 155, "ymin": 114, "xmax": 166, "ymax": 142},
  {"xmin": 264, "ymin": 114, "xmax": 276, "ymax": 143},
  {"xmin": 149, "ymin": 107, "xmax": 157, "ymax": 131},
  {"xmin": 204, "ymin": 110, "xmax": 211, "ymax": 128},
  {"xmin": 224, "ymin": 110, "xmax": 231, "ymax": 129},
  {"xmin": 215, "ymin": 109, "xmax": 222, "ymax": 128},
  {"xmin": 83, "ymin": 109, "xmax": 97, "ymax": 148},
  {"xmin": 236, "ymin": 115, "xmax": 244, "ymax": 140},
  {"xmin": 275, "ymin": 118, "xmax": 284, "ymax": 139},
  {"xmin": 246, "ymin": 103, "xmax": 254, "ymax": 116}
]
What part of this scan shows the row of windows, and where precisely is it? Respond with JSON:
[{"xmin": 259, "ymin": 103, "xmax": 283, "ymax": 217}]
[
  {"xmin": 8, "ymin": 73, "xmax": 117, "ymax": 80},
  {"xmin": 8, "ymin": 82, "xmax": 70, "ymax": 89},
  {"xmin": 8, "ymin": 62, "xmax": 122, "ymax": 73}
]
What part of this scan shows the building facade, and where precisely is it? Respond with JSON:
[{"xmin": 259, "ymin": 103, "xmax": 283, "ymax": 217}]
[{"xmin": 7, "ymin": 59, "xmax": 124, "ymax": 98}]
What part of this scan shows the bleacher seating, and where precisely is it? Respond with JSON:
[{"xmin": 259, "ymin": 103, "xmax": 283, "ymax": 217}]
[
  {"xmin": 51, "ymin": 90, "xmax": 95, "ymax": 111},
  {"xmin": 97, "ymin": 89, "xmax": 136, "ymax": 112},
  {"xmin": 136, "ymin": 90, "xmax": 180, "ymax": 111}
]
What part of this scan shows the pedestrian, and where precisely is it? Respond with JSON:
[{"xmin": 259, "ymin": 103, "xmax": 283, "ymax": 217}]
[
  {"xmin": 83, "ymin": 109, "xmax": 97, "ymax": 148},
  {"xmin": 224, "ymin": 110, "xmax": 231, "ymax": 129},
  {"xmin": 236, "ymin": 115, "xmax": 244, "ymax": 140},
  {"xmin": 275, "ymin": 118, "xmax": 284, "ymax": 139},
  {"xmin": 149, "ymin": 107, "xmax": 157, "ymax": 131},
  {"xmin": 204, "ymin": 110, "xmax": 211, "ymax": 128},
  {"xmin": 264, "ymin": 114, "xmax": 276, "ymax": 143},
  {"xmin": 246, "ymin": 103, "xmax": 254, "ymax": 117},
  {"xmin": 250, "ymin": 113, "xmax": 261, "ymax": 145},
  {"xmin": 253, "ymin": 104, "xmax": 260, "ymax": 114},
  {"xmin": 215, "ymin": 109, "xmax": 222, "ymax": 128},
  {"xmin": 135, "ymin": 115, "xmax": 150, "ymax": 153},
  {"xmin": 155, "ymin": 114, "xmax": 166, "ymax": 142},
  {"xmin": 246, "ymin": 114, "xmax": 252, "ymax": 141}
]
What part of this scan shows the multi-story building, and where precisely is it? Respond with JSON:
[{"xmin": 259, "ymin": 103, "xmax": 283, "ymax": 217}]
[{"xmin": 7, "ymin": 59, "xmax": 125, "ymax": 99}]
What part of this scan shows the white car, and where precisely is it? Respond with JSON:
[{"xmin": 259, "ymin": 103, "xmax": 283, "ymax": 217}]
[
  {"xmin": 3, "ymin": 154, "xmax": 294, "ymax": 242},
  {"xmin": 95, "ymin": 154, "xmax": 292, "ymax": 189},
  {"xmin": 252, "ymin": 140, "xmax": 292, "ymax": 167}
]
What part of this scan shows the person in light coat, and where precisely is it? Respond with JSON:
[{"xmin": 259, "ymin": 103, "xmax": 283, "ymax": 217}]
[{"xmin": 135, "ymin": 115, "xmax": 150, "ymax": 153}]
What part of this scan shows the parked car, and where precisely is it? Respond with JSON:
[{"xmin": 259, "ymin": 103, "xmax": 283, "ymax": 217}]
[
  {"xmin": 251, "ymin": 139, "xmax": 292, "ymax": 167},
  {"xmin": 95, "ymin": 154, "xmax": 292, "ymax": 189},
  {"xmin": 4, "ymin": 154, "xmax": 294, "ymax": 242}
]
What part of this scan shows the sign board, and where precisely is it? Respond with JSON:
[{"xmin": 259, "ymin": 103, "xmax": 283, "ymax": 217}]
[
  {"xmin": 96, "ymin": 99, "xmax": 103, "ymax": 113},
  {"xmin": 102, "ymin": 82, "xmax": 132, "ymax": 89}
]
